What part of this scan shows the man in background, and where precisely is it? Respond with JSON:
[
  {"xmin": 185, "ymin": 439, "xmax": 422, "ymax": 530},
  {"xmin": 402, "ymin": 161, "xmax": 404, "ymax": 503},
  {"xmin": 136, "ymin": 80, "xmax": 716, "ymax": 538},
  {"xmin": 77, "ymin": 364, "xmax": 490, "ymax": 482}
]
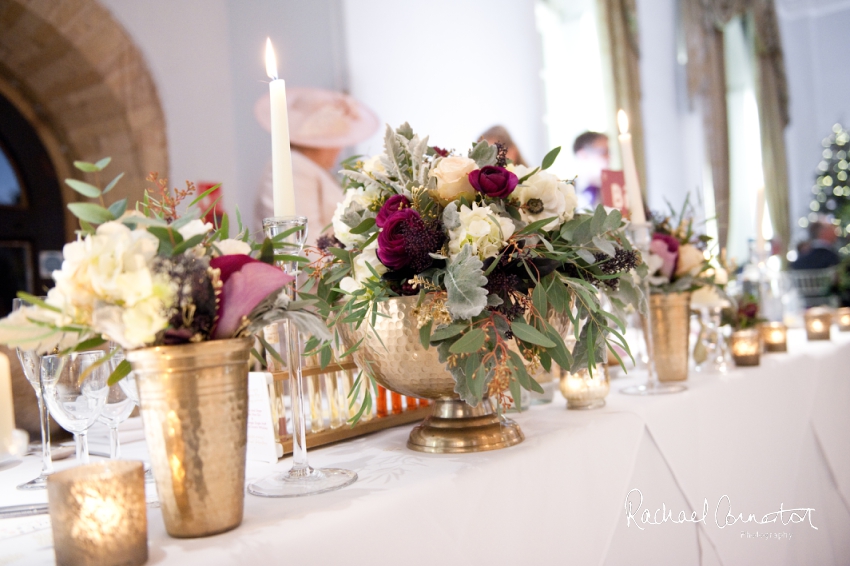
[
  {"xmin": 572, "ymin": 131, "xmax": 609, "ymax": 210},
  {"xmin": 792, "ymin": 220, "xmax": 840, "ymax": 270}
]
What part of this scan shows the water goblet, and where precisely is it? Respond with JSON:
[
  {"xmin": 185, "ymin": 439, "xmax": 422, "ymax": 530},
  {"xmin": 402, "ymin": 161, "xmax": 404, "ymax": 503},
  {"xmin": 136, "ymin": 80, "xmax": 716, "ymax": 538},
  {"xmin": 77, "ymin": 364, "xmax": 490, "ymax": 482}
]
[
  {"xmin": 12, "ymin": 297, "xmax": 53, "ymax": 490},
  {"xmin": 41, "ymin": 351, "xmax": 110, "ymax": 464},
  {"xmin": 98, "ymin": 381, "xmax": 135, "ymax": 459}
]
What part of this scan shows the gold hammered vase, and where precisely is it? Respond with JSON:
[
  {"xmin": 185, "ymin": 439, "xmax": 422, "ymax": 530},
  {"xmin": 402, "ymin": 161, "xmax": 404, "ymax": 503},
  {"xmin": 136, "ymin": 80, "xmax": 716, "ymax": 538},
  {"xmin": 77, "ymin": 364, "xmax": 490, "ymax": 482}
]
[
  {"xmin": 338, "ymin": 296, "xmax": 523, "ymax": 454},
  {"xmin": 126, "ymin": 338, "xmax": 252, "ymax": 538},
  {"xmin": 648, "ymin": 292, "xmax": 691, "ymax": 382}
]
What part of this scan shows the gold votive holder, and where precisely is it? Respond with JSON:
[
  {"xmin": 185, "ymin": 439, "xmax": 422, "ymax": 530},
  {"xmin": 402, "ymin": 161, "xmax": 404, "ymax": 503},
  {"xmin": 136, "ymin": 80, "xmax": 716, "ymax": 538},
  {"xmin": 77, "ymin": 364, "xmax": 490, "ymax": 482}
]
[
  {"xmin": 760, "ymin": 322, "xmax": 788, "ymax": 352},
  {"xmin": 47, "ymin": 461, "xmax": 147, "ymax": 566},
  {"xmin": 730, "ymin": 329, "xmax": 761, "ymax": 367},
  {"xmin": 805, "ymin": 307, "xmax": 832, "ymax": 341},
  {"xmin": 835, "ymin": 307, "xmax": 850, "ymax": 332},
  {"xmin": 559, "ymin": 365, "xmax": 610, "ymax": 409}
]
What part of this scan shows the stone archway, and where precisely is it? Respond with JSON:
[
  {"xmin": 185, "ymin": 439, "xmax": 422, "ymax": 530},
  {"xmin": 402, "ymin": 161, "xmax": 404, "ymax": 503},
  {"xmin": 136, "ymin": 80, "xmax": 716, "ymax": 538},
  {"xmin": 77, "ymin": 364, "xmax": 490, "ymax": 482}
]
[{"xmin": 0, "ymin": 0, "xmax": 168, "ymax": 240}]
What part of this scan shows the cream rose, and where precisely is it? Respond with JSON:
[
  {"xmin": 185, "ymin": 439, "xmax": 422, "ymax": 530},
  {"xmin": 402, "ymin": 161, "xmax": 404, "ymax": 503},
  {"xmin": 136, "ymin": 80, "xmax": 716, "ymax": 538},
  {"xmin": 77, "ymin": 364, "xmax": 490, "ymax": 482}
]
[
  {"xmin": 675, "ymin": 244, "xmax": 705, "ymax": 277},
  {"xmin": 510, "ymin": 165, "xmax": 577, "ymax": 230},
  {"xmin": 177, "ymin": 219, "xmax": 213, "ymax": 241},
  {"xmin": 430, "ymin": 156, "xmax": 477, "ymax": 204},
  {"xmin": 448, "ymin": 203, "xmax": 515, "ymax": 260},
  {"xmin": 215, "ymin": 239, "xmax": 252, "ymax": 256}
]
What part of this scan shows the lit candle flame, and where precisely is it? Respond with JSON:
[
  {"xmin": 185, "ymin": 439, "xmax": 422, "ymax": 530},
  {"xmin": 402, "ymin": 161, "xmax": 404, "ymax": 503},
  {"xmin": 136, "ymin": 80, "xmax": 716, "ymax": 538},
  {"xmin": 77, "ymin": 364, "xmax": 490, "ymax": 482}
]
[
  {"xmin": 265, "ymin": 37, "xmax": 278, "ymax": 80},
  {"xmin": 617, "ymin": 109, "xmax": 629, "ymax": 135}
]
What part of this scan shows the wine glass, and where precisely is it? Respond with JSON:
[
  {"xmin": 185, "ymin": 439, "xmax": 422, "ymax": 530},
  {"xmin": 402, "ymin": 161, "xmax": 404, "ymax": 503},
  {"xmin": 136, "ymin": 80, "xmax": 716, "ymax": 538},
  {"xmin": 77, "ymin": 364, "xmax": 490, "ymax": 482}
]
[
  {"xmin": 248, "ymin": 216, "xmax": 357, "ymax": 497},
  {"xmin": 12, "ymin": 297, "xmax": 53, "ymax": 490},
  {"xmin": 41, "ymin": 351, "xmax": 110, "ymax": 464},
  {"xmin": 111, "ymin": 350, "xmax": 154, "ymax": 482},
  {"xmin": 98, "ymin": 381, "xmax": 135, "ymax": 459}
]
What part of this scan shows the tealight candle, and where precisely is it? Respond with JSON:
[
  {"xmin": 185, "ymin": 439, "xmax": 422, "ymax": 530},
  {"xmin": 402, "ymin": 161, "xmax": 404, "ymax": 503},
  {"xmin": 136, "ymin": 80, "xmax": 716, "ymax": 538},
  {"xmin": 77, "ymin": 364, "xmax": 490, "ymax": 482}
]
[
  {"xmin": 805, "ymin": 307, "xmax": 832, "ymax": 341},
  {"xmin": 47, "ymin": 461, "xmax": 147, "ymax": 566},
  {"xmin": 730, "ymin": 329, "xmax": 761, "ymax": 367},
  {"xmin": 835, "ymin": 307, "xmax": 850, "ymax": 332},
  {"xmin": 559, "ymin": 366, "xmax": 609, "ymax": 410},
  {"xmin": 760, "ymin": 322, "xmax": 787, "ymax": 352}
]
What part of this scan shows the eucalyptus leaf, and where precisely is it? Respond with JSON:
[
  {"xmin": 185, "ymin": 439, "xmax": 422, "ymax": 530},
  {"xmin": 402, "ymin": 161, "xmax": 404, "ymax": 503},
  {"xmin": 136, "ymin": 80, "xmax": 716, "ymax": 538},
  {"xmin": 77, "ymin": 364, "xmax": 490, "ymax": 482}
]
[
  {"xmin": 107, "ymin": 198, "xmax": 127, "ymax": 219},
  {"xmin": 592, "ymin": 235, "xmax": 616, "ymax": 257},
  {"xmin": 107, "ymin": 360, "xmax": 132, "ymax": 386},
  {"xmin": 349, "ymin": 217, "xmax": 376, "ymax": 235},
  {"xmin": 430, "ymin": 323, "xmax": 466, "ymax": 342},
  {"xmin": 603, "ymin": 208, "xmax": 623, "ymax": 232},
  {"xmin": 73, "ymin": 160, "xmax": 102, "ymax": 173},
  {"xmin": 541, "ymin": 146, "xmax": 561, "ymax": 170},
  {"xmin": 510, "ymin": 321, "xmax": 556, "ymax": 348},
  {"xmin": 94, "ymin": 157, "xmax": 112, "ymax": 170},
  {"xmin": 449, "ymin": 328, "xmax": 486, "ymax": 354},
  {"xmin": 102, "ymin": 173, "xmax": 124, "ymax": 194},
  {"xmin": 65, "ymin": 179, "xmax": 101, "ymax": 198},
  {"xmin": 67, "ymin": 203, "xmax": 115, "ymax": 224},
  {"xmin": 576, "ymin": 248, "xmax": 596, "ymax": 264}
]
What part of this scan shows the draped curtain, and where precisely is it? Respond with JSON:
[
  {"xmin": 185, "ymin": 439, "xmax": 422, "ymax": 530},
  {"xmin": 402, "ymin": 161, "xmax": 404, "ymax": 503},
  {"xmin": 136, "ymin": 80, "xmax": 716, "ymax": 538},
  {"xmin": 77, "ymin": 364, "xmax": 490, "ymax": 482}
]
[
  {"xmin": 681, "ymin": 0, "xmax": 791, "ymax": 254},
  {"xmin": 597, "ymin": 0, "xmax": 647, "ymax": 194}
]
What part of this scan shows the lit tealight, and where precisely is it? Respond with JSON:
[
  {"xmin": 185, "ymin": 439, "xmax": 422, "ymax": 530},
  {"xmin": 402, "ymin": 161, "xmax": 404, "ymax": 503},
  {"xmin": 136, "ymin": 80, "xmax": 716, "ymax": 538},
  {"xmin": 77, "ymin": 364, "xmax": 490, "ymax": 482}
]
[
  {"xmin": 835, "ymin": 307, "xmax": 850, "ymax": 332},
  {"xmin": 730, "ymin": 329, "xmax": 761, "ymax": 367},
  {"xmin": 760, "ymin": 322, "xmax": 788, "ymax": 353},
  {"xmin": 805, "ymin": 307, "xmax": 833, "ymax": 341}
]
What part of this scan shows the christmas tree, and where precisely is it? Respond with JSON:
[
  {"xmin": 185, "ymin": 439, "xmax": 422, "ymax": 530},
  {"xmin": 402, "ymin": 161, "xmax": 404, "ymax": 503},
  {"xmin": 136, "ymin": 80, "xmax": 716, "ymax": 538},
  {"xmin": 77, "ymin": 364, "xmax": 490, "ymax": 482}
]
[{"xmin": 804, "ymin": 123, "xmax": 850, "ymax": 240}]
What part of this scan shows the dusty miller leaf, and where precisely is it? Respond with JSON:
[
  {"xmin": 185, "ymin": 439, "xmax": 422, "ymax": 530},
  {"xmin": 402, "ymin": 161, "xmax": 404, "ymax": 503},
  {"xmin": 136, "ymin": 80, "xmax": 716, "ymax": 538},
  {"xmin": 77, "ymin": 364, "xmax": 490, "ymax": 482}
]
[
  {"xmin": 442, "ymin": 201, "xmax": 460, "ymax": 230},
  {"xmin": 444, "ymin": 246, "xmax": 488, "ymax": 320}
]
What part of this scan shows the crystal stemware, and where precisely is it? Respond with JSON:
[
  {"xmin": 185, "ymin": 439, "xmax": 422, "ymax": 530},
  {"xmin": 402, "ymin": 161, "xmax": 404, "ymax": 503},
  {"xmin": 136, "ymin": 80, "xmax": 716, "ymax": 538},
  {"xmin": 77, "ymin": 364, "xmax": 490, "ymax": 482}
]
[
  {"xmin": 98, "ymin": 381, "xmax": 135, "ymax": 459},
  {"xmin": 248, "ymin": 216, "xmax": 357, "ymax": 497},
  {"xmin": 41, "ymin": 351, "xmax": 110, "ymax": 464},
  {"xmin": 12, "ymin": 297, "xmax": 53, "ymax": 490},
  {"xmin": 621, "ymin": 223, "xmax": 687, "ymax": 395}
]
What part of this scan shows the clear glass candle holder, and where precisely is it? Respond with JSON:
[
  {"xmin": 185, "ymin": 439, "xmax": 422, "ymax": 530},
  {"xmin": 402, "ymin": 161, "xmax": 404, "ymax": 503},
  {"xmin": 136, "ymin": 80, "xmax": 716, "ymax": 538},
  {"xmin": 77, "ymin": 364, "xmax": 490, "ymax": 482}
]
[
  {"xmin": 760, "ymin": 322, "xmax": 788, "ymax": 352},
  {"xmin": 559, "ymin": 365, "xmax": 610, "ymax": 409},
  {"xmin": 47, "ymin": 461, "xmax": 147, "ymax": 566},
  {"xmin": 805, "ymin": 307, "xmax": 832, "ymax": 341},
  {"xmin": 835, "ymin": 307, "xmax": 850, "ymax": 332},
  {"xmin": 730, "ymin": 329, "xmax": 761, "ymax": 367}
]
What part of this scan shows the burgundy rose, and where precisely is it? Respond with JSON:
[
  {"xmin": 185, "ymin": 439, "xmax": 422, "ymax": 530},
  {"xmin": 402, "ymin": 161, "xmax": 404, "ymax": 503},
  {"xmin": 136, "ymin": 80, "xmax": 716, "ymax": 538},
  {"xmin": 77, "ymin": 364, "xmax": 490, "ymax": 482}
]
[
  {"xmin": 468, "ymin": 165, "xmax": 518, "ymax": 199},
  {"xmin": 377, "ymin": 208, "xmax": 419, "ymax": 270},
  {"xmin": 376, "ymin": 195, "xmax": 411, "ymax": 228},
  {"xmin": 649, "ymin": 233, "xmax": 680, "ymax": 280},
  {"xmin": 210, "ymin": 254, "xmax": 294, "ymax": 339}
]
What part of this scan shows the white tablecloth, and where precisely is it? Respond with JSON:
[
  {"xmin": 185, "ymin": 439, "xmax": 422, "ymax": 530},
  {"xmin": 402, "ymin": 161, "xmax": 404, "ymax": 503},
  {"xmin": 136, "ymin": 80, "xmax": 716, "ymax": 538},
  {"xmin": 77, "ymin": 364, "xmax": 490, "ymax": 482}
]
[{"xmin": 1, "ymin": 329, "xmax": 848, "ymax": 566}]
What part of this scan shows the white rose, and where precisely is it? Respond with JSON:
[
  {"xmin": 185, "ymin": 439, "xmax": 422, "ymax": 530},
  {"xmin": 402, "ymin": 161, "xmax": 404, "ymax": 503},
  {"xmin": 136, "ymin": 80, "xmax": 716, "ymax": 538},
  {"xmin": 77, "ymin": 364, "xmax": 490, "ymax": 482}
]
[
  {"xmin": 177, "ymin": 219, "xmax": 213, "ymax": 241},
  {"xmin": 448, "ymin": 203, "xmax": 515, "ymax": 260},
  {"xmin": 676, "ymin": 244, "xmax": 705, "ymax": 277},
  {"xmin": 430, "ymin": 156, "xmax": 477, "ymax": 204},
  {"xmin": 362, "ymin": 155, "xmax": 386, "ymax": 175},
  {"xmin": 215, "ymin": 239, "xmax": 252, "ymax": 256},
  {"xmin": 645, "ymin": 254, "xmax": 670, "ymax": 286},
  {"xmin": 339, "ymin": 240, "xmax": 387, "ymax": 293},
  {"xmin": 511, "ymin": 165, "xmax": 577, "ymax": 230}
]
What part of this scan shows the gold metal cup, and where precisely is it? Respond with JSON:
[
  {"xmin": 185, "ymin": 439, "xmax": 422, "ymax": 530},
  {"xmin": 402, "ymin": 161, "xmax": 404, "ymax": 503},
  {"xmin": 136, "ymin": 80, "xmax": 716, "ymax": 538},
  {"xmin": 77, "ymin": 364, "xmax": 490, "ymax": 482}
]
[
  {"xmin": 47, "ymin": 461, "xmax": 147, "ymax": 566},
  {"xmin": 648, "ymin": 292, "xmax": 692, "ymax": 381},
  {"xmin": 127, "ymin": 338, "xmax": 251, "ymax": 538},
  {"xmin": 338, "ymin": 296, "xmax": 523, "ymax": 453}
]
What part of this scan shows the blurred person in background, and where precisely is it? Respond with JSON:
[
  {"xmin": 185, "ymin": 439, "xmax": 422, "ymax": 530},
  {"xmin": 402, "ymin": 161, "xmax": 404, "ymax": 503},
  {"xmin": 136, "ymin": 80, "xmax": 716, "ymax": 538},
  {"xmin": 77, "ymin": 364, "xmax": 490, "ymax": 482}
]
[
  {"xmin": 572, "ymin": 131, "xmax": 609, "ymax": 210},
  {"xmin": 479, "ymin": 125, "xmax": 527, "ymax": 166},
  {"xmin": 791, "ymin": 220, "xmax": 840, "ymax": 270},
  {"xmin": 255, "ymin": 87, "xmax": 379, "ymax": 239}
]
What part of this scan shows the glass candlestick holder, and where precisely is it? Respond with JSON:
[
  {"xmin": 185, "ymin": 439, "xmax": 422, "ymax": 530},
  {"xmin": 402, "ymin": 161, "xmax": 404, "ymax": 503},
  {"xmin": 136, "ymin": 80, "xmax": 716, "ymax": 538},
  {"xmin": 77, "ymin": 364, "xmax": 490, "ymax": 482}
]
[
  {"xmin": 248, "ymin": 216, "xmax": 357, "ymax": 498},
  {"xmin": 759, "ymin": 322, "xmax": 788, "ymax": 352},
  {"xmin": 804, "ymin": 307, "xmax": 832, "ymax": 341},
  {"xmin": 693, "ymin": 306, "xmax": 729, "ymax": 374},
  {"xmin": 620, "ymin": 222, "xmax": 686, "ymax": 395}
]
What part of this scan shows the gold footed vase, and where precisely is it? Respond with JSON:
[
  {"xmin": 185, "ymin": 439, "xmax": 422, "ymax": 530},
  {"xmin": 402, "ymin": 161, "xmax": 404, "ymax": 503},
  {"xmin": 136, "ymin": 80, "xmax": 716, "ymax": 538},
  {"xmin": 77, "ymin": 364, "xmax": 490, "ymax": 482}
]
[
  {"xmin": 339, "ymin": 296, "xmax": 523, "ymax": 453},
  {"xmin": 648, "ymin": 292, "xmax": 692, "ymax": 382},
  {"xmin": 126, "ymin": 338, "xmax": 252, "ymax": 538}
]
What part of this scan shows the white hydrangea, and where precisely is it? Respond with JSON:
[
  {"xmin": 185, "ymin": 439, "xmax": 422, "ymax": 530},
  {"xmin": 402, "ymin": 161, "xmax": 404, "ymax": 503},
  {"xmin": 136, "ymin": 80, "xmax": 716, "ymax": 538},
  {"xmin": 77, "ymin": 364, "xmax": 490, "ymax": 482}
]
[
  {"xmin": 331, "ymin": 186, "xmax": 382, "ymax": 249},
  {"xmin": 339, "ymin": 240, "xmax": 387, "ymax": 293},
  {"xmin": 510, "ymin": 165, "xmax": 577, "ymax": 230},
  {"xmin": 448, "ymin": 202, "xmax": 515, "ymax": 260}
]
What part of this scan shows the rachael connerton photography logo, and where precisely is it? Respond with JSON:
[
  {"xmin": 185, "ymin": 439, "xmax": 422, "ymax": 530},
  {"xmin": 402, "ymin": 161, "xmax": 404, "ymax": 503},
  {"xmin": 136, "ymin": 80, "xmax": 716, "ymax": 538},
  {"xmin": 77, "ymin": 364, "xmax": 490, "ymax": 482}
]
[{"xmin": 623, "ymin": 489, "xmax": 817, "ymax": 535}]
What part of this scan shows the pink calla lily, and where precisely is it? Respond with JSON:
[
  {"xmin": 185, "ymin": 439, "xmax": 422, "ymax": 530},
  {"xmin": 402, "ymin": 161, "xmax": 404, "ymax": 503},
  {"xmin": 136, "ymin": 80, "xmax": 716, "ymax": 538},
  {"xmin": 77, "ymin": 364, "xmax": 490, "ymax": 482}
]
[{"xmin": 211, "ymin": 255, "xmax": 293, "ymax": 339}]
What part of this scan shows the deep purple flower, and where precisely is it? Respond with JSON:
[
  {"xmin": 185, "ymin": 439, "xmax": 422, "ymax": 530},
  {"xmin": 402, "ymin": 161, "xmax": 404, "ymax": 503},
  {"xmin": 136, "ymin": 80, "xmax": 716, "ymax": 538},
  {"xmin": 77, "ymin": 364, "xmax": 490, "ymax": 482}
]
[
  {"xmin": 211, "ymin": 255, "xmax": 294, "ymax": 339},
  {"xmin": 468, "ymin": 166, "xmax": 518, "ymax": 199},
  {"xmin": 376, "ymin": 195, "xmax": 411, "ymax": 228},
  {"xmin": 650, "ymin": 233, "xmax": 680, "ymax": 280},
  {"xmin": 377, "ymin": 208, "xmax": 419, "ymax": 270}
]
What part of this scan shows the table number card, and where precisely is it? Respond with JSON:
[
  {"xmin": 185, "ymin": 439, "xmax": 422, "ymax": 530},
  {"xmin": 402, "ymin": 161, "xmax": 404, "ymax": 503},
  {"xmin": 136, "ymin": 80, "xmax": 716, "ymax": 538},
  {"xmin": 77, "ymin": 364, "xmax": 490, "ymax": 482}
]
[
  {"xmin": 600, "ymin": 170, "xmax": 629, "ymax": 217},
  {"xmin": 247, "ymin": 372, "xmax": 282, "ymax": 463}
]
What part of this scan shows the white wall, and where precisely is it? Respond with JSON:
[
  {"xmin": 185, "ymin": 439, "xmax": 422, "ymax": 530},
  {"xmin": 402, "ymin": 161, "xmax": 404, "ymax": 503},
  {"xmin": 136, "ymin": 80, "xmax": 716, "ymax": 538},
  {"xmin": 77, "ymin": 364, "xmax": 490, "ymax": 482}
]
[
  {"xmin": 778, "ymin": 0, "xmax": 850, "ymax": 243},
  {"xmin": 342, "ymin": 0, "xmax": 547, "ymax": 164}
]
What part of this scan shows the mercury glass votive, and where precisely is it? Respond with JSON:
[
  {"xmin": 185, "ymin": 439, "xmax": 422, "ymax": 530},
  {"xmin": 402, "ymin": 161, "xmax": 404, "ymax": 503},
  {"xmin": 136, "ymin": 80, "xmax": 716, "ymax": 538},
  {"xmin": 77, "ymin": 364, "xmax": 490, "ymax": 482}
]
[
  {"xmin": 835, "ymin": 307, "xmax": 850, "ymax": 332},
  {"xmin": 730, "ymin": 329, "xmax": 761, "ymax": 367},
  {"xmin": 760, "ymin": 322, "xmax": 788, "ymax": 352},
  {"xmin": 805, "ymin": 307, "xmax": 833, "ymax": 341},
  {"xmin": 559, "ymin": 365, "xmax": 610, "ymax": 409},
  {"xmin": 47, "ymin": 461, "xmax": 147, "ymax": 566}
]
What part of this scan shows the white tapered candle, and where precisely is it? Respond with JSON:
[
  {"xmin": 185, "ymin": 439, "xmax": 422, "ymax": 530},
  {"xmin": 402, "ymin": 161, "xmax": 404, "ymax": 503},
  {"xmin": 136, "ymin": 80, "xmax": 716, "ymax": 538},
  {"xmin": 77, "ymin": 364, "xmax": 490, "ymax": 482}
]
[
  {"xmin": 265, "ymin": 38, "xmax": 296, "ymax": 217},
  {"xmin": 617, "ymin": 109, "xmax": 646, "ymax": 225}
]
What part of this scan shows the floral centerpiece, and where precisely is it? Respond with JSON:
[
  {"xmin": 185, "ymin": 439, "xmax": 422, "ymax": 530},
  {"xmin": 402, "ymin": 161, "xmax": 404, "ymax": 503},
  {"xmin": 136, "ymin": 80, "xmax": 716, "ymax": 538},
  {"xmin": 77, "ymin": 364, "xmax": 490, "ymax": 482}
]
[
  {"xmin": 302, "ymin": 124, "xmax": 643, "ymax": 413},
  {"xmin": 0, "ymin": 158, "xmax": 329, "ymax": 374}
]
